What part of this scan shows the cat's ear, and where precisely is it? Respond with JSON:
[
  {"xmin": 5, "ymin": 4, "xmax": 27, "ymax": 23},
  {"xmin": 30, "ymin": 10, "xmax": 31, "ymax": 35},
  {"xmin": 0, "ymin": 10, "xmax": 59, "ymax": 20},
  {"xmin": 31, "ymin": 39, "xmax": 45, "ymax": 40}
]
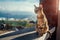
[
  {"xmin": 34, "ymin": 5, "xmax": 38, "ymax": 13},
  {"xmin": 34, "ymin": 5, "xmax": 37, "ymax": 8}
]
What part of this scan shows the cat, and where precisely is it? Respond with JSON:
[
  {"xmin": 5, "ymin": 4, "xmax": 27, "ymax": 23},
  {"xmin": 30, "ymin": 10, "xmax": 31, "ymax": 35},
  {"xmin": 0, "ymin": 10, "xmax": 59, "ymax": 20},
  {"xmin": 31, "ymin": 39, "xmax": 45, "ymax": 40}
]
[{"xmin": 34, "ymin": 4, "xmax": 51, "ymax": 36}]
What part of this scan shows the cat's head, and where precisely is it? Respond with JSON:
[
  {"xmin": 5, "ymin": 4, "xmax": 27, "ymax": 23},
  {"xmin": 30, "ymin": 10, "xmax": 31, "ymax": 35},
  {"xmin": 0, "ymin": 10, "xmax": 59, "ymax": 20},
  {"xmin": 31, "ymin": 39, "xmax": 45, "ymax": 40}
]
[{"xmin": 34, "ymin": 4, "xmax": 43, "ymax": 13}]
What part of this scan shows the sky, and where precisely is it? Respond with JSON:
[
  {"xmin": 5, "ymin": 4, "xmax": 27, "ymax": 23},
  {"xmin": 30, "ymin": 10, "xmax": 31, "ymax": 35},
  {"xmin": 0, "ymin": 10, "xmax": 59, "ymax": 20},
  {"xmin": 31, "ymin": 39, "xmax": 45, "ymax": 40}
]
[
  {"xmin": 0, "ymin": 0, "xmax": 39, "ymax": 21},
  {"xmin": 0, "ymin": 0, "xmax": 39, "ymax": 13}
]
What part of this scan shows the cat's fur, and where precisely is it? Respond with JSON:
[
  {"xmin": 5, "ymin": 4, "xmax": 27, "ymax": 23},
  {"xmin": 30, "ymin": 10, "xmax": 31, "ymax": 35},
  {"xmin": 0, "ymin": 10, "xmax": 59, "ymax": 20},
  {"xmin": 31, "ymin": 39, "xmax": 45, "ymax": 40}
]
[{"xmin": 34, "ymin": 4, "xmax": 50, "ymax": 36}]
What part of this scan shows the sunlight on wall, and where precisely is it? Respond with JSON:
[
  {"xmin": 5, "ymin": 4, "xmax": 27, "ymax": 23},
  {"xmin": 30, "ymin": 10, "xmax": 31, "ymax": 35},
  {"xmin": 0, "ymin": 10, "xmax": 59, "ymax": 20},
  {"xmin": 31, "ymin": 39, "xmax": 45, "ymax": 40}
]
[{"xmin": 59, "ymin": 0, "xmax": 60, "ymax": 10}]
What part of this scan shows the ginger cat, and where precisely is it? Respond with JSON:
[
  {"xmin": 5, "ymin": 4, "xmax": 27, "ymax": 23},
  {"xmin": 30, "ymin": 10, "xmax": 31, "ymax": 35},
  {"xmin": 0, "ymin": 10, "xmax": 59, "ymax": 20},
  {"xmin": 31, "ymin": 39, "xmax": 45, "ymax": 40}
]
[{"xmin": 34, "ymin": 4, "xmax": 50, "ymax": 36}]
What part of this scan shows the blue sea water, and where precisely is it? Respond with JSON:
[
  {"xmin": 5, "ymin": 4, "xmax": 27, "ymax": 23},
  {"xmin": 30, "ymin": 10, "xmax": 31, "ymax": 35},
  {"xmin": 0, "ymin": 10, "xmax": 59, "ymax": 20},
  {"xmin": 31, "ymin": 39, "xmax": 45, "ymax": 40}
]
[{"xmin": 0, "ymin": 11, "xmax": 37, "ymax": 21}]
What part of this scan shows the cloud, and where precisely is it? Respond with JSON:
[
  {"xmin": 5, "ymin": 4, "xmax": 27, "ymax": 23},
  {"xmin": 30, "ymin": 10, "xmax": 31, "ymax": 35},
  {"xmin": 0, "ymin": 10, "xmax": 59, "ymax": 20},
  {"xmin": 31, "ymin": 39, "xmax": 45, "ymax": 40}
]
[
  {"xmin": 0, "ymin": 0, "xmax": 39, "ymax": 2},
  {"xmin": 0, "ymin": 1, "xmax": 39, "ymax": 13}
]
